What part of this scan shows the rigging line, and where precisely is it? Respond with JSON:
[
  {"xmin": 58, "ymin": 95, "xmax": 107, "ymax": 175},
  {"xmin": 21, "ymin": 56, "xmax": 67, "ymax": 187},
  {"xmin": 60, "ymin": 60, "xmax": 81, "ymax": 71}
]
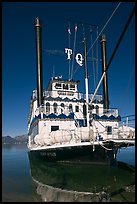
[
  {"xmin": 87, "ymin": 2, "xmax": 122, "ymax": 56},
  {"xmin": 68, "ymin": 22, "xmax": 71, "ymax": 80},
  {"xmin": 90, "ymin": 28, "xmax": 96, "ymax": 90},
  {"xmin": 70, "ymin": 24, "xmax": 77, "ymax": 80},
  {"xmin": 122, "ymin": 119, "xmax": 135, "ymax": 122},
  {"xmin": 73, "ymin": 2, "xmax": 121, "ymax": 78},
  {"xmin": 106, "ymin": 7, "xmax": 135, "ymax": 71},
  {"xmin": 73, "ymin": 24, "xmax": 86, "ymax": 78},
  {"xmin": 121, "ymin": 114, "xmax": 135, "ymax": 118},
  {"xmin": 96, "ymin": 26, "xmax": 99, "ymax": 88},
  {"xmin": 90, "ymin": 6, "xmax": 135, "ymax": 104},
  {"xmin": 82, "ymin": 23, "xmax": 85, "ymax": 38}
]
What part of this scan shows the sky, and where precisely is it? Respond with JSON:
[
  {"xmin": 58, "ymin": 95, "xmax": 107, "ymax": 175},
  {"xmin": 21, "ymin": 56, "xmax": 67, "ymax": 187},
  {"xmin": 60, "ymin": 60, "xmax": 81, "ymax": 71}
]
[{"xmin": 2, "ymin": 2, "xmax": 135, "ymax": 137}]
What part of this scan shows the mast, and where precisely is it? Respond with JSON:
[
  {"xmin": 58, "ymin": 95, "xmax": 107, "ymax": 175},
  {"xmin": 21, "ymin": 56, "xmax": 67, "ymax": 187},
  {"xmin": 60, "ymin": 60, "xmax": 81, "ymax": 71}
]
[
  {"xmin": 100, "ymin": 35, "xmax": 109, "ymax": 111},
  {"xmin": 35, "ymin": 17, "xmax": 44, "ymax": 107},
  {"xmin": 83, "ymin": 37, "xmax": 89, "ymax": 127}
]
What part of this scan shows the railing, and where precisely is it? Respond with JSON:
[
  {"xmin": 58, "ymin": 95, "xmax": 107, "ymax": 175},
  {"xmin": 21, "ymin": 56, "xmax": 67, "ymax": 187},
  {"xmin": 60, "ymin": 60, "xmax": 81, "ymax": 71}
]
[
  {"xmin": 102, "ymin": 109, "xmax": 119, "ymax": 117},
  {"xmin": 118, "ymin": 129, "xmax": 135, "ymax": 139},
  {"xmin": 119, "ymin": 115, "xmax": 135, "ymax": 128},
  {"xmin": 118, "ymin": 115, "xmax": 135, "ymax": 139},
  {"xmin": 32, "ymin": 89, "xmax": 103, "ymax": 102},
  {"xmin": 89, "ymin": 108, "xmax": 119, "ymax": 117}
]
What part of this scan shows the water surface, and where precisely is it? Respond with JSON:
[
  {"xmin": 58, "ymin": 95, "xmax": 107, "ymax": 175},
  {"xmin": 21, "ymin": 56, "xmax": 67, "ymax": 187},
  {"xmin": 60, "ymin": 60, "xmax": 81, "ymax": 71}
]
[{"xmin": 2, "ymin": 144, "xmax": 135, "ymax": 202}]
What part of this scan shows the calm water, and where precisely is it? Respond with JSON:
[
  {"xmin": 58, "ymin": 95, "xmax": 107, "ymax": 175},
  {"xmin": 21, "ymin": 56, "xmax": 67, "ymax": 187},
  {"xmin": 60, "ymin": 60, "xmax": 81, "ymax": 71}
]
[{"xmin": 2, "ymin": 144, "xmax": 135, "ymax": 202}]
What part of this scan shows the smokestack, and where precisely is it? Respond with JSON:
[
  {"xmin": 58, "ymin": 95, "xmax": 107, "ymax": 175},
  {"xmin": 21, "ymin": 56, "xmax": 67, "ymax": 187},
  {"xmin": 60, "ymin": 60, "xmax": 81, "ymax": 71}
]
[
  {"xmin": 35, "ymin": 17, "xmax": 43, "ymax": 107},
  {"xmin": 100, "ymin": 35, "xmax": 109, "ymax": 110}
]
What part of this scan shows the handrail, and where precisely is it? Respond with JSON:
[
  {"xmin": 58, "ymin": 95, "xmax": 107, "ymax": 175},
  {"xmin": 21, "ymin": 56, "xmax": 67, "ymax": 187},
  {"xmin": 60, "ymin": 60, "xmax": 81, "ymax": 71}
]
[{"xmin": 32, "ymin": 89, "xmax": 103, "ymax": 102}]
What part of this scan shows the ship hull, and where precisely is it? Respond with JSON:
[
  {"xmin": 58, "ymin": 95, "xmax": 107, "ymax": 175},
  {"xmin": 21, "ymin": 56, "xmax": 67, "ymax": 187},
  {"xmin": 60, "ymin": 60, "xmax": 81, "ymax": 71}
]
[{"xmin": 28, "ymin": 144, "xmax": 117, "ymax": 165}]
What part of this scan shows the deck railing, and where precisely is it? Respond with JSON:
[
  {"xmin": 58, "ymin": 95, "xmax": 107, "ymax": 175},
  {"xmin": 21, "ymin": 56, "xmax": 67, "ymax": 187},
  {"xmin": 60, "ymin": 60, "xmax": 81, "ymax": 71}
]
[
  {"xmin": 102, "ymin": 109, "xmax": 119, "ymax": 117},
  {"xmin": 32, "ymin": 89, "xmax": 103, "ymax": 102},
  {"xmin": 89, "ymin": 108, "xmax": 119, "ymax": 117}
]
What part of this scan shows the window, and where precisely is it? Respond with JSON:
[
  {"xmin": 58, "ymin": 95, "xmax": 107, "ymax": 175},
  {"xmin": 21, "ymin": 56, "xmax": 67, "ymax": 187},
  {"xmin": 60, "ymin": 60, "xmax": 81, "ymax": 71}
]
[
  {"xmin": 53, "ymin": 103, "xmax": 58, "ymax": 114},
  {"xmin": 69, "ymin": 104, "xmax": 73, "ymax": 112},
  {"xmin": 51, "ymin": 126, "xmax": 59, "ymax": 132},
  {"xmin": 107, "ymin": 126, "xmax": 112, "ymax": 135},
  {"xmin": 63, "ymin": 84, "xmax": 68, "ymax": 90},
  {"xmin": 61, "ymin": 103, "xmax": 64, "ymax": 113},
  {"xmin": 95, "ymin": 105, "xmax": 99, "ymax": 114},
  {"xmin": 55, "ymin": 83, "xmax": 62, "ymax": 89},
  {"xmin": 46, "ymin": 102, "xmax": 50, "ymax": 113},
  {"xmin": 70, "ymin": 84, "xmax": 75, "ymax": 90},
  {"xmin": 75, "ymin": 105, "xmax": 79, "ymax": 112}
]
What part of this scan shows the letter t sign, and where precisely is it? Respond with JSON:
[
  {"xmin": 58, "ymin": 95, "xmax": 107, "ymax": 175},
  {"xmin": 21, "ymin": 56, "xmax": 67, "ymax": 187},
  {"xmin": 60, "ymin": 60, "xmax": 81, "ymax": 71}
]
[{"xmin": 65, "ymin": 48, "xmax": 72, "ymax": 60}]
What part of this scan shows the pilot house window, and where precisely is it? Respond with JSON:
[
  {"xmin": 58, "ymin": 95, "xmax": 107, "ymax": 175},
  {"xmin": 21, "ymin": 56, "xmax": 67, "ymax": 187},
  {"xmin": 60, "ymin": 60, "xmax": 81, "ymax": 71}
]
[
  {"xmin": 55, "ymin": 83, "xmax": 62, "ymax": 89},
  {"xmin": 63, "ymin": 84, "xmax": 68, "ymax": 90},
  {"xmin": 70, "ymin": 84, "xmax": 75, "ymax": 90}
]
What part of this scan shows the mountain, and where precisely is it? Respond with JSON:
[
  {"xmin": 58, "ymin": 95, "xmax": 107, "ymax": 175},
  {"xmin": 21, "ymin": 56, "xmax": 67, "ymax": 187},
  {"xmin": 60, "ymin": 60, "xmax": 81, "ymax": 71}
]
[
  {"xmin": 2, "ymin": 134, "xmax": 28, "ymax": 144},
  {"xmin": 2, "ymin": 136, "xmax": 15, "ymax": 144},
  {"xmin": 14, "ymin": 134, "xmax": 28, "ymax": 143}
]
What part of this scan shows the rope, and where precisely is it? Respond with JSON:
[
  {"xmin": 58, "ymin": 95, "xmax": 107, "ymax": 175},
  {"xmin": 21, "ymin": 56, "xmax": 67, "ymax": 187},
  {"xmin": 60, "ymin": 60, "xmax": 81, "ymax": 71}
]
[
  {"xmin": 90, "ymin": 28, "xmax": 96, "ymax": 90},
  {"xmin": 90, "ymin": 5, "xmax": 135, "ymax": 105},
  {"xmin": 72, "ymin": 24, "xmax": 85, "ymax": 79},
  {"xmin": 97, "ymin": 140, "xmax": 113, "ymax": 151},
  {"xmin": 68, "ymin": 22, "xmax": 71, "ymax": 80},
  {"xmin": 73, "ymin": 2, "xmax": 121, "ymax": 78},
  {"xmin": 91, "ymin": 119, "xmax": 113, "ymax": 151},
  {"xmin": 71, "ymin": 24, "xmax": 77, "ymax": 80},
  {"xmin": 106, "ymin": 6, "xmax": 135, "ymax": 71},
  {"xmin": 87, "ymin": 2, "xmax": 122, "ymax": 56},
  {"xmin": 73, "ymin": 63, "xmax": 80, "ymax": 77},
  {"xmin": 96, "ymin": 26, "xmax": 99, "ymax": 89}
]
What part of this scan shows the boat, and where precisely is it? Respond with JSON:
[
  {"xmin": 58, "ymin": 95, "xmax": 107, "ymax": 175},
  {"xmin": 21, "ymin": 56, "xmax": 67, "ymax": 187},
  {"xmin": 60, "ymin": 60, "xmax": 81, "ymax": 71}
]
[{"xmin": 27, "ymin": 15, "xmax": 135, "ymax": 163}]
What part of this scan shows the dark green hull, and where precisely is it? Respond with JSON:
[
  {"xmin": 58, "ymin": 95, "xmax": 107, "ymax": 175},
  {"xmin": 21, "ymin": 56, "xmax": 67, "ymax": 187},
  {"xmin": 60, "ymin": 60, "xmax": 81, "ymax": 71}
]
[{"xmin": 28, "ymin": 144, "xmax": 117, "ymax": 165}]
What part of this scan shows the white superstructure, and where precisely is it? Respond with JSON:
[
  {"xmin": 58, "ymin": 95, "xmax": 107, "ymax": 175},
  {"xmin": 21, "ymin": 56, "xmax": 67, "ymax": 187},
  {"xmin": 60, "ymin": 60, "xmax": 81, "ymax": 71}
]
[{"xmin": 28, "ymin": 77, "xmax": 130, "ymax": 151}]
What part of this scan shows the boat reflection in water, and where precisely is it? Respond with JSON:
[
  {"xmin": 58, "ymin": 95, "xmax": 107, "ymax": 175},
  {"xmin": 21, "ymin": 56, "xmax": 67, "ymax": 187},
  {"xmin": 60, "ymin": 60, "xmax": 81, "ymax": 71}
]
[{"xmin": 28, "ymin": 152, "xmax": 135, "ymax": 202}]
